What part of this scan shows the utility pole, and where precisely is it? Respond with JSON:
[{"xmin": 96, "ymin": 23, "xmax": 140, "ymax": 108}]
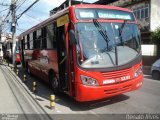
[
  {"xmin": 0, "ymin": 16, "xmax": 4, "ymax": 42},
  {"xmin": 11, "ymin": 0, "xmax": 16, "ymax": 67},
  {"xmin": 68, "ymin": 0, "xmax": 71, "ymax": 6},
  {"xmin": 0, "ymin": 17, "xmax": 2, "ymax": 42}
]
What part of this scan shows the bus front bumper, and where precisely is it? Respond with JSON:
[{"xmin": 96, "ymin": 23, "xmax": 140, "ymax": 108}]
[{"xmin": 75, "ymin": 75, "xmax": 143, "ymax": 102}]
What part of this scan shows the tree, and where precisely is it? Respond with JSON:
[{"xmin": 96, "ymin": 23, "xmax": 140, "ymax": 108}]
[
  {"xmin": 151, "ymin": 27, "xmax": 160, "ymax": 57},
  {"xmin": 151, "ymin": 27, "xmax": 160, "ymax": 44}
]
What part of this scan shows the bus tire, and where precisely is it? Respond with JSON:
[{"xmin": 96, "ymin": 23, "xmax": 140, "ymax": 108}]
[{"xmin": 49, "ymin": 71, "xmax": 59, "ymax": 94}]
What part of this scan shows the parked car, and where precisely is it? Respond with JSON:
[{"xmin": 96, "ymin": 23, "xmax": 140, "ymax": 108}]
[{"xmin": 151, "ymin": 59, "xmax": 160, "ymax": 80}]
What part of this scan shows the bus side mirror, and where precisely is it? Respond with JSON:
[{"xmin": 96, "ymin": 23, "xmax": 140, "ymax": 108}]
[{"xmin": 69, "ymin": 30, "xmax": 76, "ymax": 45}]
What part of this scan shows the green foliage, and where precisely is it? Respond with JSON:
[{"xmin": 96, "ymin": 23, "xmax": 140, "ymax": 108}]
[{"xmin": 151, "ymin": 27, "xmax": 160, "ymax": 44}]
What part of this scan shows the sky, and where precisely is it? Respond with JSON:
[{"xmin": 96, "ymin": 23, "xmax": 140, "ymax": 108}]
[{"xmin": 0, "ymin": 0, "xmax": 98, "ymax": 35}]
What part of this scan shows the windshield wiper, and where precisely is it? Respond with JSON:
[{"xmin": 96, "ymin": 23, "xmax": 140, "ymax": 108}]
[
  {"xmin": 93, "ymin": 19, "xmax": 116, "ymax": 66},
  {"xmin": 93, "ymin": 19, "xmax": 110, "ymax": 52},
  {"xmin": 118, "ymin": 20, "xmax": 127, "ymax": 46}
]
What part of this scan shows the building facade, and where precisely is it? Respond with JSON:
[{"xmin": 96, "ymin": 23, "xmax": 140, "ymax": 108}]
[{"xmin": 108, "ymin": 0, "xmax": 160, "ymax": 32}]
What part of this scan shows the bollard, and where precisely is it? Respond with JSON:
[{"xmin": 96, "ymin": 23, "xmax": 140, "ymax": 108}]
[
  {"xmin": 23, "ymin": 75, "xmax": 27, "ymax": 82},
  {"xmin": 11, "ymin": 66, "xmax": 13, "ymax": 70},
  {"xmin": 33, "ymin": 81, "xmax": 37, "ymax": 93},
  {"xmin": 8, "ymin": 61, "xmax": 9, "ymax": 66},
  {"xmin": 16, "ymin": 69, "xmax": 19, "ymax": 76},
  {"xmin": 50, "ymin": 95, "xmax": 55, "ymax": 110},
  {"xmin": 13, "ymin": 67, "xmax": 15, "ymax": 71}
]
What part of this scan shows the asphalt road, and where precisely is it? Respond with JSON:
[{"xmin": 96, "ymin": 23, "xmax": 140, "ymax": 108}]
[
  {"xmin": 16, "ymin": 65, "xmax": 160, "ymax": 113},
  {"xmin": 1, "ymin": 63, "xmax": 160, "ymax": 120}
]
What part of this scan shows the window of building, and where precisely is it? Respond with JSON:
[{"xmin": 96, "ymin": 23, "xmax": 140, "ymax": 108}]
[
  {"xmin": 133, "ymin": 4, "xmax": 149, "ymax": 20},
  {"xmin": 141, "ymin": 8, "xmax": 145, "ymax": 19},
  {"xmin": 145, "ymin": 7, "xmax": 149, "ymax": 18}
]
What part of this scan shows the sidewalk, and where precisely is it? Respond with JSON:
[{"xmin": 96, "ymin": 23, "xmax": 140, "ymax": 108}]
[{"xmin": 0, "ymin": 65, "xmax": 22, "ymax": 113}]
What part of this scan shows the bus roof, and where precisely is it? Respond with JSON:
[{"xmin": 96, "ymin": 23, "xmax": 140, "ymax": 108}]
[
  {"xmin": 73, "ymin": 4, "xmax": 132, "ymax": 12},
  {"xmin": 19, "ymin": 4, "xmax": 133, "ymax": 39}
]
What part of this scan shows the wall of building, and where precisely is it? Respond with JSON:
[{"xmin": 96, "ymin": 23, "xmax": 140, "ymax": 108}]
[
  {"xmin": 1, "ymin": 33, "xmax": 12, "ymax": 43},
  {"xmin": 109, "ymin": 0, "xmax": 150, "ymax": 31},
  {"xmin": 108, "ymin": 0, "xmax": 159, "ymax": 65},
  {"xmin": 150, "ymin": 0, "xmax": 160, "ymax": 31}
]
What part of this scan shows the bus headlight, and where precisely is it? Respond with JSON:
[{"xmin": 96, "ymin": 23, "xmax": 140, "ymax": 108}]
[
  {"xmin": 134, "ymin": 67, "xmax": 143, "ymax": 78},
  {"xmin": 80, "ymin": 75, "xmax": 99, "ymax": 86}
]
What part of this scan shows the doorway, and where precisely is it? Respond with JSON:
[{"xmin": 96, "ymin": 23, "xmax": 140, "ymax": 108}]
[{"xmin": 57, "ymin": 25, "xmax": 68, "ymax": 91}]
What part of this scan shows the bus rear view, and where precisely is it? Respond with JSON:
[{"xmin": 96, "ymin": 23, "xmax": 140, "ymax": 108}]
[{"xmin": 70, "ymin": 5, "xmax": 143, "ymax": 101}]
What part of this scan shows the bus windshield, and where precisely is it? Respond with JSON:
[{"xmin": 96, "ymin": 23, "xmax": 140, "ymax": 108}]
[{"xmin": 76, "ymin": 22, "xmax": 141, "ymax": 68}]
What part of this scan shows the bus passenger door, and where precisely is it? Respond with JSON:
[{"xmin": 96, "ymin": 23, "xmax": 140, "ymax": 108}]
[{"xmin": 57, "ymin": 25, "xmax": 69, "ymax": 91}]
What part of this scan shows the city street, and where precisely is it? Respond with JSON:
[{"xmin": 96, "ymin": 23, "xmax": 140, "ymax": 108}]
[
  {"xmin": 0, "ymin": 63, "xmax": 160, "ymax": 119},
  {"xmin": 1, "ymin": 0, "xmax": 160, "ymax": 120}
]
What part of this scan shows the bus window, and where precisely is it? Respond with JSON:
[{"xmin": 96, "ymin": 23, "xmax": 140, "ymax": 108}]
[
  {"xmin": 33, "ymin": 31, "xmax": 37, "ymax": 49},
  {"xmin": 37, "ymin": 29, "xmax": 41, "ymax": 49},
  {"xmin": 47, "ymin": 24, "xmax": 54, "ymax": 49},
  {"xmin": 29, "ymin": 33, "xmax": 33, "ymax": 49},
  {"xmin": 27, "ymin": 34, "xmax": 30, "ymax": 49},
  {"xmin": 42, "ymin": 27, "xmax": 47, "ymax": 49},
  {"xmin": 24, "ymin": 36, "xmax": 27, "ymax": 49}
]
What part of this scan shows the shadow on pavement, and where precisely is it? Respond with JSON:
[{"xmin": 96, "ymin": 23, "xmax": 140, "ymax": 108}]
[
  {"xmin": 144, "ymin": 75, "xmax": 160, "ymax": 81},
  {"xmin": 55, "ymin": 94, "xmax": 129, "ymax": 111},
  {"xmin": 17, "ymin": 65, "xmax": 130, "ymax": 111},
  {"xmin": 144, "ymin": 75, "xmax": 153, "ymax": 79}
]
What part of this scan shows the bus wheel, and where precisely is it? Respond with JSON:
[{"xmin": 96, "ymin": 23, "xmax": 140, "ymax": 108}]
[{"xmin": 49, "ymin": 71, "xmax": 59, "ymax": 93}]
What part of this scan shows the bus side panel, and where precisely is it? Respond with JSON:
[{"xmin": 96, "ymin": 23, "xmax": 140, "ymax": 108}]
[
  {"xmin": 28, "ymin": 49, "xmax": 58, "ymax": 82},
  {"xmin": 23, "ymin": 50, "xmax": 34, "ymax": 66}
]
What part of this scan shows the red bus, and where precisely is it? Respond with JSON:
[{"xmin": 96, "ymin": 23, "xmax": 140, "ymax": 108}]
[
  {"xmin": 3, "ymin": 39, "xmax": 21, "ymax": 64},
  {"xmin": 19, "ymin": 4, "xmax": 143, "ymax": 102}
]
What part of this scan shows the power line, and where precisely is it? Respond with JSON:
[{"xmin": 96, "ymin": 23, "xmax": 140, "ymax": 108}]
[
  {"xmin": 15, "ymin": 0, "xmax": 20, "ymax": 3},
  {"xmin": 17, "ymin": 27, "xmax": 26, "ymax": 32},
  {"xmin": 0, "ymin": 8, "xmax": 10, "ymax": 13},
  {"xmin": 24, "ymin": 13, "xmax": 41, "ymax": 22},
  {"xmin": 56, "ymin": 0, "xmax": 62, "ymax": 4},
  {"xmin": 16, "ymin": 0, "xmax": 39, "ymax": 20},
  {"xmin": 3, "ymin": 24, "xmax": 10, "ymax": 32},
  {"xmin": 4, "ymin": 10, "xmax": 11, "ymax": 22},
  {"xmin": 1, "ymin": 0, "xmax": 5, "ymax": 4},
  {"xmin": 16, "ymin": 0, "xmax": 27, "ymax": 11},
  {"xmin": 0, "ymin": 3, "xmax": 10, "ymax": 6}
]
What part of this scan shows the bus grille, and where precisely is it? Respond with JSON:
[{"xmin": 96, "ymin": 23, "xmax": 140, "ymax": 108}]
[
  {"xmin": 104, "ymin": 84, "xmax": 132, "ymax": 94},
  {"xmin": 101, "ymin": 68, "xmax": 131, "ymax": 79}
]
